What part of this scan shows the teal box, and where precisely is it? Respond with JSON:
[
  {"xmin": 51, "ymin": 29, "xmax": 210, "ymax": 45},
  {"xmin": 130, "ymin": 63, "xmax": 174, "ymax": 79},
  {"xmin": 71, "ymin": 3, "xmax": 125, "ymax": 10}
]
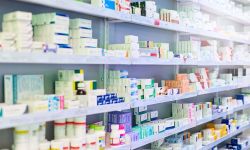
[
  {"xmin": 13, "ymin": 75, "xmax": 45, "ymax": 103},
  {"xmin": 0, "ymin": 107, "xmax": 2, "ymax": 118}
]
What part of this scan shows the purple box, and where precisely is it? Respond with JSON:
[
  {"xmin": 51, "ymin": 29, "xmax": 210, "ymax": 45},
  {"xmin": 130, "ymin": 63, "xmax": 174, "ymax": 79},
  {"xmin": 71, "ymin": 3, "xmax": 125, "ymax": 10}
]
[
  {"xmin": 128, "ymin": 132, "xmax": 139, "ymax": 142},
  {"xmin": 107, "ymin": 111, "xmax": 132, "ymax": 133},
  {"xmin": 108, "ymin": 111, "xmax": 132, "ymax": 124}
]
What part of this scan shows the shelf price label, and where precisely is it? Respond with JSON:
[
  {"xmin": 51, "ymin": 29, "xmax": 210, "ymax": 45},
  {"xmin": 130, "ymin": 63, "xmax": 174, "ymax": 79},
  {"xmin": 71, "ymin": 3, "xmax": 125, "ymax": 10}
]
[{"xmin": 154, "ymin": 19, "xmax": 160, "ymax": 26}]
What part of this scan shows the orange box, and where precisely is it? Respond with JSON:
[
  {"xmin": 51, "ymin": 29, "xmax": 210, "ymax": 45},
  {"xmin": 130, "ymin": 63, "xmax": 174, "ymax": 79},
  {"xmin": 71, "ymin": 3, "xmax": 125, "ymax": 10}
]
[
  {"xmin": 176, "ymin": 74, "xmax": 189, "ymax": 81},
  {"xmin": 164, "ymin": 79, "xmax": 190, "ymax": 93}
]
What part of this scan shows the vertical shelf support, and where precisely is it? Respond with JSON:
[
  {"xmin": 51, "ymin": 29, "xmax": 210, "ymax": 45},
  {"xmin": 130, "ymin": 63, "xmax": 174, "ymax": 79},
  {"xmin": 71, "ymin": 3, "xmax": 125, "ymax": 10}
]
[{"xmin": 103, "ymin": 18, "xmax": 110, "ymax": 125}]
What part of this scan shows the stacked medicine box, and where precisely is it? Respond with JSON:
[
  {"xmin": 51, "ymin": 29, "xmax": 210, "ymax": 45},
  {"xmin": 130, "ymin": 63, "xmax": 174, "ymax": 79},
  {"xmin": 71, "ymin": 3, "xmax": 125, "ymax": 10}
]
[
  {"xmin": 32, "ymin": 12, "xmax": 73, "ymax": 54},
  {"xmin": 3, "ymin": 11, "xmax": 33, "ymax": 51},
  {"xmin": 69, "ymin": 18, "xmax": 102, "ymax": 56}
]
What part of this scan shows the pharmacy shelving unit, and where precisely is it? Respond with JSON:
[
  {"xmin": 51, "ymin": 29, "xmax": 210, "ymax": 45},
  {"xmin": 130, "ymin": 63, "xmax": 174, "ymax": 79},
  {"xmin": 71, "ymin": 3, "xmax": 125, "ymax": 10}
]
[{"xmin": 0, "ymin": 0, "xmax": 250, "ymax": 149}]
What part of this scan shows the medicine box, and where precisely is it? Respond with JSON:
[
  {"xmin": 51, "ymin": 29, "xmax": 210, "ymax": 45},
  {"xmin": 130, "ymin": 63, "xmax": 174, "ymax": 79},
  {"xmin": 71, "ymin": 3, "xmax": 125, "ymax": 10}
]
[
  {"xmin": 2, "ymin": 104, "xmax": 27, "ymax": 117},
  {"xmin": 125, "ymin": 35, "xmax": 138, "ymax": 44},
  {"xmin": 3, "ymin": 11, "xmax": 32, "ymax": 21},
  {"xmin": 70, "ymin": 18, "xmax": 92, "ymax": 29},
  {"xmin": 4, "ymin": 74, "xmax": 44, "ymax": 104},
  {"xmin": 91, "ymin": 0, "xmax": 115, "ymax": 10},
  {"xmin": 32, "ymin": 12, "xmax": 69, "ymax": 26},
  {"xmin": 134, "ymin": 106, "xmax": 147, "ymax": 115},
  {"xmin": 136, "ymin": 112, "xmax": 148, "ymax": 124},
  {"xmin": 70, "ymin": 28, "xmax": 92, "ymax": 38},
  {"xmin": 147, "ymin": 110, "xmax": 158, "ymax": 121},
  {"xmin": 70, "ymin": 38, "xmax": 98, "ymax": 48}
]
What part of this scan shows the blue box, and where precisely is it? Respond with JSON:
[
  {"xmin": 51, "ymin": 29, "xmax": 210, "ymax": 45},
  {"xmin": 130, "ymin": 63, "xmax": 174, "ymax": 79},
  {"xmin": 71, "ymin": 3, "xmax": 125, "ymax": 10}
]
[
  {"xmin": 231, "ymin": 138, "xmax": 240, "ymax": 145},
  {"xmin": 236, "ymin": 94, "xmax": 245, "ymax": 104},
  {"xmin": 97, "ymin": 95, "xmax": 104, "ymax": 105},
  {"xmin": 105, "ymin": 0, "xmax": 115, "ymax": 10},
  {"xmin": 119, "ymin": 97, "xmax": 125, "ymax": 103},
  {"xmin": 112, "ymin": 98, "xmax": 118, "ymax": 103},
  {"xmin": 110, "ymin": 93, "xmax": 117, "ymax": 99}
]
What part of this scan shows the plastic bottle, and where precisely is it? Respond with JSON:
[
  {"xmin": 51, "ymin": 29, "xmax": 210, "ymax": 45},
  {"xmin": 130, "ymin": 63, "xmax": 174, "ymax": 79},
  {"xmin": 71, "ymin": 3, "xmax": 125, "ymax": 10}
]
[
  {"xmin": 86, "ymin": 133, "xmax": 98, "ymax": 150},
  {"xmin": 93, "ymin": 125, "xmax": 106, "ymax": 150},
  {"xmin": 70, "ymin": 138, "xmax": 81, "ymax": 150},
  {"xmin": 54, "ymin": 119, "xmax": 66, "ymax": 139},
  {"xmin": 66, "ymin": 118, "xmax": 75, "ymax": 138},
  {"xmin": 74, "ymin": 117, "xmax": 86, "ymax": 138}
]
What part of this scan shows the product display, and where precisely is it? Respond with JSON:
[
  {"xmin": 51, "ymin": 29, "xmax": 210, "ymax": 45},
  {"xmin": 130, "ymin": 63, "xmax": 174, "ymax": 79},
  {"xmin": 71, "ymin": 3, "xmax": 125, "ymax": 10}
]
[
  {"xmin": 1, "ymin": 10, "xmax": 249, "ymax": 64},
  {"xmin": 91, "ymin": 0, "xmax": 130, "ymax": 13},
  {"xmin": 129, "ymin": 92, "xmax": 250, "ymax": 148},
  {"xmin": 160, "ymin": 9, "xmax": 180, "ymax": 24},
  {"xmin": 69, "ymin": 18, "xmax": 103, "ymax": 56},
  {"xmin": 152, "ymin": 112, "xmax": 250, "ymax": 150},
  {"xmin": 131, "ymin": 1, "xmax": 159, "ymax": 19},
  {"xmin": 2, "ymin": 0, "xmax": 250, "ymax": 150}
]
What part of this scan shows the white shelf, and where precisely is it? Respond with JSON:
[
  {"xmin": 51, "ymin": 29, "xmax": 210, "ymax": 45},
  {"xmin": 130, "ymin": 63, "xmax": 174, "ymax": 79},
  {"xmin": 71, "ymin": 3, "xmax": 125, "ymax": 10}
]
[
  {"xmin": 133, "ymin": 58, "xmax": 197, "ymax": 66},
  {"xmin": 130, "ymin": 57, "xmax": 184, "ymax": 65},
  {"xmin": 243, "ymin": 144, "xmax": 250, "ymax": 150},
  {"xmin": 173, "ymin": 91, "xmax": 198, "ymax": 100},
  {"xmin": 131, "ymin": 15, "xmax": 187, "ymax": 32},
  {"xmin": 130, "ymin": 104, "xmax": 250, "ymax": 149},
  {"xmin": 0, "ymin": 108, "xmax": 86, "ymax": 129},
  {"xmin": 86, "ymin": 103, "xmax": 130, "ymax": 115},
  {"xmin": 197, "ymin": 0, "xmax": 250, "ymax": 25},
  {"xmin": 130, "ymin": 122, "xmax": 196, "ymax": 149},
  {"xmin": 131, "ymin": 95, "xmax": 175, "ymax": 108},
  {"xmin": 198, "ymin": 85, "xmax": 238, "ymax": 95},
  {"xmin": 0, "ymin": 103, "xmax": 130, "ymax": 130},
  {"xmin": 216, "ymin": 85, "xmax": 238, "ymax": 93},
  {"xmin": 238, "ymin": 83, "xmax": 250, "ymax": 88},
  {"xmin": 198, "ymin": 87, "xmax": 219, "ymax": 95},
  {"xmin": 0, "ymin": 52, "xmax": 130, "ymax": 65},
  {"xmin": 197, "ymin": 61, "xmax": 243, "ymax": 66},
  {"xmin": 0, "ymin": 52, "xmax": 196, "ymax": 65},
  {"xmin": 131, "ymin": 84, "xmax": 248, "ymax": 108},
  {"xmin": 187, "ymin": 27, "xmax": 227, "ymax": 40},
  {"xmin": 131, "ymin": 59, "xmax": 250, "ymax": 66},
  {"xmin": 2, "ymin": 52, "xmax": 250, "ymax": 66},
  {"xmin": 201, "ymin": 124, "xmax": 250, "ymax": 150},
  {"xmin": 131, "ymin": 92, "xmax": 197, "ymax": 108},
  {"xmin": 16, "ymin": 0, "xmax": 250, "ymax": 44},
  {"xmin": 106, "ymin": 144, "xmax": 131, "ymax": 150}
]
